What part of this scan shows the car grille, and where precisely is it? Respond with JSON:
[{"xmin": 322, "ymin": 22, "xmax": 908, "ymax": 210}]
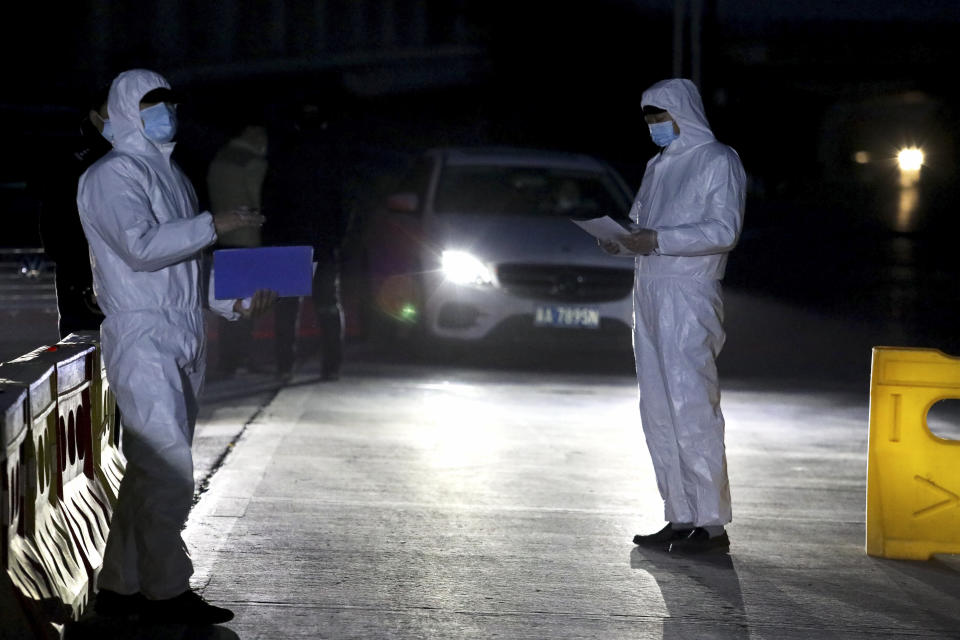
[{"xmin": 496, "ymin": 264, "xmax": 634, "ymax": 303}]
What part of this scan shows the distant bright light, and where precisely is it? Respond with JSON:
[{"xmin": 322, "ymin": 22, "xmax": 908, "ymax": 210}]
[
  {"xmin": 897, "ymin": 147, "xmax": 924, "ymax": 172},
  {"xmin": 853, "ymin": 150, "xmax": 871, "ymax": 164},
  {"xmin": 441, "ymin": 250, "xmax": 494, "ymax": 286}
]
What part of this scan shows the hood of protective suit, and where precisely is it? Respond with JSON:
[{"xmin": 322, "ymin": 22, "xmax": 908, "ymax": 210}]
[
  {"xmin": 108, "ymin": 69, "xmax": 174, "ymax": 156},
  {"xmin": 641, "ymin": 79, "xmax": 715, "ymax": 152}
]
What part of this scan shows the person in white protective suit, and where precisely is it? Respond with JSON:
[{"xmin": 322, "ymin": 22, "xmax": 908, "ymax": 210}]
[
  {"xmin": 601, "ymin": 78, "xmax": 745, "ymax": 554},
  {"xmin": 77, "ymin": 69, "xmax": 273, "ymax": 624}
]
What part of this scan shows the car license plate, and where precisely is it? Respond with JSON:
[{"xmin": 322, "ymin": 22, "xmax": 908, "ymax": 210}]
[{"xmin": 534, "ymin": 305, "xmax": 601, "ymax": 329}]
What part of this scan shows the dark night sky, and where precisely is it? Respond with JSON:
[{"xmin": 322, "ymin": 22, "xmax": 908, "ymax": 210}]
[
  {"xmin": 2, "ymin": 1, "xmax": 958, "ymax": 187},
  {"xmin": 1, "ymin": 1, "xmax": 957, "ymax": 108}
]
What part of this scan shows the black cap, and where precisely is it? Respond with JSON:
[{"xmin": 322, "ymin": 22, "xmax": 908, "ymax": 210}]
[{"xmin": 140, "ymin": 87, "xmax": 181, "ymax": 105}]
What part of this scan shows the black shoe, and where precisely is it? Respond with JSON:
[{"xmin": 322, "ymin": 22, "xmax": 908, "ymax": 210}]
[
  {"xmin": 633, "ymin": 523, "xmax": 693, "ymax": 547},
  {"xmin": 668, "ymin": 527, "xmax": 730, "ymax": 555},
  {"xmin": 141, "ymin": 591, "xmax": 234, "ymax": 625},
  {"xmin": 94, "ymin": 589, "xmax": 147, "ymax": 618}
]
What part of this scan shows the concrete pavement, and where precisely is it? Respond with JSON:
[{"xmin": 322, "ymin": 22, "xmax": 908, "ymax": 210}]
[
  {"xmin": 5, "ymin": 284, "xmax": 949, "ymax": 638},
  {"xmin": 63, "ymin": 352, "xmax": 960, "ymax": 639}
]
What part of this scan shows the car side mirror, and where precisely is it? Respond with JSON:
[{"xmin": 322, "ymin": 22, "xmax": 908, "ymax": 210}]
[{"xmin": 386, "ymin": 192, "xmax": 419, "ymax": 213}]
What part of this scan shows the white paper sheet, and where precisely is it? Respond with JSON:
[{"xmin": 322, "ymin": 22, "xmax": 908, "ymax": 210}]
[{"xmin": 571, "ymin": 216, "xmax": 633, "ymax": 252}]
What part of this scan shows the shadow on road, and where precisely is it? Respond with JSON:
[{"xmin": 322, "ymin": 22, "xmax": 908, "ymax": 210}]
[
  {"xmin": 630, "ymin": 546, "xmax": 749, "ymax": 639},
  {"xmin": 63, "ymin": 616, "xmax": 240, "ymax": 639}
]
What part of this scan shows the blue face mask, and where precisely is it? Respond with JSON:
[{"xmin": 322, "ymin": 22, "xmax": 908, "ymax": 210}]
[
  {"xmin": 649, "ymin": 120, "xmax": 679, "ymax": 147},
  {"xmin": 100, "ymin": 118, "xmax": 114, "ymax": 144},
  {"xmin": 141, "ymin": 102, "xmax": 177, "ymax": 143}
]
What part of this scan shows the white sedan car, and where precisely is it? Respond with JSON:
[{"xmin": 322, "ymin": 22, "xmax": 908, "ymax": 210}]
[{"xmin": 365, "ymin": 147, "xmax": 636, "ymax": 346}]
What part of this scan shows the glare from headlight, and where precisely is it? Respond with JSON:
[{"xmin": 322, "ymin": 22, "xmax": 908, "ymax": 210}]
[
  {"xmin": 897, "ymin": 147, "xmax": 924, "ymax": 172},
  {"xmin": 441, "ymin": 250, "xmax": 494, "ymax": 285},
  {"xmin": 399, "ymin": 303, "xmax": 418, "ymax": 322}
]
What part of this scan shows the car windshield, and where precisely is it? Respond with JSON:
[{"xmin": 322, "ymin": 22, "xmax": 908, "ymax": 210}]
[{"xmin": 433, "ymin": 165, "xmax": 628, "ymax": 217}]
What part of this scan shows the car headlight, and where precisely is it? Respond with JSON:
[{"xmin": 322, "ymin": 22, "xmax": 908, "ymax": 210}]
[
  {"xmin": 897, "ymin": 147, "xmax": 924, "ymax": 172},
  {"xmin": 441, "ymin": 250, "xmax": 494, "ymax": 286}
]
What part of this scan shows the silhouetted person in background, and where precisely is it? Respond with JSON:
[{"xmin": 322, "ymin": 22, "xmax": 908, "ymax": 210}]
[
  {"xmin": 262, "ymin": 101, "xmax": 349, "ymax": 380},
  {"xmin": 31, "ymin": 88, "xmax": 112, "ymax": 338},
  {"xmin": 207, "ymin": 124, "xmax": 269, "ymax": 376}
]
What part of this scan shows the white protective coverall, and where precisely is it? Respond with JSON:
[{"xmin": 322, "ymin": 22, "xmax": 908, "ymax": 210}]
[
  {"xmin": 631, "ymin": 79, "xmax": 746, "ymax": 528},
  {"xmin": 77, "ymin": 69, "xmax": 238, "ymax": 599}
]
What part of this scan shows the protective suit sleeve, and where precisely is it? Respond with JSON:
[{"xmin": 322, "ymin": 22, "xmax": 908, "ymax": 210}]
[
  {"xmin": 654, "ymin": 153, "xmax": 745, "ymax": 257},
  {"xmin": 82, "ymin": 167, "xmax": 217, "ymax": 272}
]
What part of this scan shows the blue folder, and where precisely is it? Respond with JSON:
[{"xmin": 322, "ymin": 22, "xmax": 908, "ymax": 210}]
[{"xmin": 213, "ymin": 246, "xmax": 314, "ymax": 299}]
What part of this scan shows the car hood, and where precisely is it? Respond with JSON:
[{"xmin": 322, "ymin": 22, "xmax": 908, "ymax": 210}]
[{"xmin": 427, "ymin": 213, "xmax": 633, "ymax": 268}]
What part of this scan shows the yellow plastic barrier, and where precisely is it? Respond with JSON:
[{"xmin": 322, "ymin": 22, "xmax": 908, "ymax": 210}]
[
  {"xmin": 1, "ymin": 333, "xmax": 125, "ymax": 633},
  {"xmin": 46, "ymin": 340, "xmax": 111, "ymax": 579},
  {"xmin": 867, "ymin": 347, "xmax": 960, "ymax": 560},
  {"xmin": 2, "ymin": 383, "xmax": 28, "ymax": 588},
  {"xmin": 61, "ymin": 333, "xmax": 125, "ymax": 507},
  {"xmin": 1, "ymin": 352, "xmax": 88, "ymax": 618}
]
